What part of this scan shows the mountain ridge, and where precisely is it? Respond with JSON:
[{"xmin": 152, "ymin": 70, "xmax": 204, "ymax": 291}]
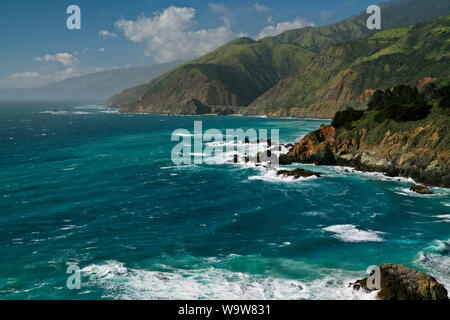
[
  {"xmin": 0, "ymin": 61, "xmax": 184, "ymax": 101},
  {"xmin": 107, "ymin": 0, "xmax": 450, "ymax": 117}
]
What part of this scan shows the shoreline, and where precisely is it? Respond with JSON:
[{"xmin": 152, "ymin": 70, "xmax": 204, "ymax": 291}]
[
  {"xmin": 107, "ymin": 105, "xmax": 333, "ymax": 121},
  {"xmin": 110, "ymin": 104, "xmax": 447, "ymax": 189}
]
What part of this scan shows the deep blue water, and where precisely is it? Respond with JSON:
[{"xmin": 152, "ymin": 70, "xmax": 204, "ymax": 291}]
[{"xmin": 0, "ymin": 101, "xmax": 449, "ymax": 300}]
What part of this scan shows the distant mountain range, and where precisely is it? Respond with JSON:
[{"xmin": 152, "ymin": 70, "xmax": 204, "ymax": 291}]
[
  {"xmin": 107, "ymin": 0, "xmax": 450, "ymax": 118},
  {"xmin": 0, "ymin": 61, "xmax": 184, "ymax": 101}
]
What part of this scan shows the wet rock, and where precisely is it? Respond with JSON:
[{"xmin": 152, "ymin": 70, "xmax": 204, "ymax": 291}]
[
  {"xmin": 410, "ymin": 184, "xmax": 432, "ymax": 194},
  {"xmin": 277, "ymin": 168, "xmax": 322, "ymax": 179},
  {"xmin": 351, "ymin": 264, "xmax": 449, "ymax": 300},
  {"xmin": 284, "ymin": 143, "xmax": 294, "ymax": 149}
]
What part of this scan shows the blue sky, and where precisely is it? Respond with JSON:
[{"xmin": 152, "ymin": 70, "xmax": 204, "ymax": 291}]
[{"xmin": 0, "ymin": 0, "xmax": 378, "ymax": 89}]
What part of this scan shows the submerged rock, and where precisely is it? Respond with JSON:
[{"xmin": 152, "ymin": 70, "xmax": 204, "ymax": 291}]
[
  {"xmin": 351, "ymin": 264, "xmax": 449, "ymax": 300},
  {"xmin": 410, "ymin": 184, "xmax": 432, "ymax": 194},
  {"xmin": 276, "ymin": 168, "xmax": 322, "ymax": 179}
]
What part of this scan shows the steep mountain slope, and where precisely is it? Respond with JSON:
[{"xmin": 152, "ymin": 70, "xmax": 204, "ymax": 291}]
[
  {"xmin": 248, "ymin": 15, "xmax": 450, "ymax": 118},
  {"xmin": 262, "ymin": 0, "xmax": 450, "ymax": 52},
  {"xmin": 108, "ymin": 38, "xmax": 315, "ymax": 113},
  {"xmin": 107, "ymin": 0, "xmax": 450, "ymax": 115},
  {"xmin": 0, "ymin": 61, "xmax": 183, "ymax": 101}
]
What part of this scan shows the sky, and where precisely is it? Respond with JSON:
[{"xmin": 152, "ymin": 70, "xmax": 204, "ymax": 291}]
[{"xmin": 0, "ymin": 0, "xmax": 379, "ymax": 89}]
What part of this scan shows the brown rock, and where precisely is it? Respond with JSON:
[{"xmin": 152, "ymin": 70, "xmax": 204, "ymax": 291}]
[
  {"xmin": 277, "ymin": 168, "xmax": 322, "ymax": 179},
  {"xmin": 410, "ymin": 185, "xmax": 432, "ymax": 194},
  {"xmin": 351, "ymin": 264, "xmax": 449, "ymax": 300}
]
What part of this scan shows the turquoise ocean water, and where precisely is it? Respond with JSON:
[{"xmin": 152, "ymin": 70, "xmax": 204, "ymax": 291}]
[{"xmin": 0, "ymin": 101, "xmax": 449, "ymax": 300}]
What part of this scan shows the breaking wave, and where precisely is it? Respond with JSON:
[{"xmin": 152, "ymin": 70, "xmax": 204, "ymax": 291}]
[
  {"xmin": 323, "ymin": 225, "xmax": 385, "ymax": 243},
  {"xmin": 81, "ymin": 260, "xmax": 377, "ymax": 300}
]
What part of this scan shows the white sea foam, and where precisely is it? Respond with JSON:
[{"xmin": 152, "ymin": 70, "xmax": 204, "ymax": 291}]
[
  {"xmin": 40, "ymin": 111, "xmax": 69, "ymax": 115},
  {"xmin": 81, "ymin": 260, "xmax": 377, "ymax": 300},
  {"xmin": 323, "ymin": 225, "xmax": 385, "ymax": 242},
  {"xmin": 100, "ymin": 110, "xmax": 119, "ymax": 114},
  {"xmin": 416, "ymin": 239, "xmax": 450, "ymax": 295},
  {"xmin": 318, "ymin": 165, "xmax": 415, "ymax": 184},
  {"xmin": 72, "ymin": 111, "xmax": 92, "ymax": 115},
  {"xmin": 248, "ymin": 169, "xmax": 318, "ymax": 183},
  {"xmin": 73, "ymin": 105, "xmax": 109, "ymax": 110},
  {"xmin": 433, "ymin": 214, "xmax": 450, "ymax": 223},
  {"xmin": 394, "ymin": 187, "xmax": 450, "ymax": 198},
  {"xmin": 160, "ymin": 165, "xmax": 197, "ymax": 170}
]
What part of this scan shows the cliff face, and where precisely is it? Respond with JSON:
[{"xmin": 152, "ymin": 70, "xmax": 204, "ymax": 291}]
[{"xmin": 279, "ymin": 109, "xmax": 450, "ymax": 187}]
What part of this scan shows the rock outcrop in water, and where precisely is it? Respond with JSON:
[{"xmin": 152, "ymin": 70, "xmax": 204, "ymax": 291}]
[
  {"xmin": 410, "ymin": 185, "xmax": 432, "ymax": 195},
  {"xmin": 277, "ymin": 168, "xmax": 322, "ymax": 179},
  {"xmin": 351, "ymin": 264, "xmax": 449, "ymax": 300}
]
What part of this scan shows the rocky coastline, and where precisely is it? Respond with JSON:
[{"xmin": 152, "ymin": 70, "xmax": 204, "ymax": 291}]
[
  {"xmin": 279, "ymin": 121, "xmax": 449, "ymax": 188},
  {"xmin": 351, "ymin": 264, "xmax": 449, "ymax": 300}
]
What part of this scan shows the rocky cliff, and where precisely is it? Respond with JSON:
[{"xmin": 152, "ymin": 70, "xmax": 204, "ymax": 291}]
[{"xmin": 279, "ymin": 105, "xmax": 450, "ymax": 187}]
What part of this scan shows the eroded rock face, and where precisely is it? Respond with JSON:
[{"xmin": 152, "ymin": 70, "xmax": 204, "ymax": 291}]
[
  {"xmin": 410, "ymin": 184, "xmax": 432, "ymax": 194},
  {"xmin": 351, "ymin": 264, "xmax": 449, "ymax": 300},
  {"xmin": 279, "ymin": 126, "xmax": 337, "ymax": 166},
  {"xmin": 279, "ymin": 122, "xmax": 450, "ymax": 188},
  {"xmin": 276, "ymin": 168, "xmax": 322, "ymax": 179}
]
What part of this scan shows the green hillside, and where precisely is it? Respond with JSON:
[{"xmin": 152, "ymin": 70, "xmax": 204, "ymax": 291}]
[
  {"xmin": 107, "ymin": 0, "xmax": 450, "ymax": 116},
  {"xmin": 108, "ymin": 38, "xmax": 315, "ymax": 113},
  {"xmin": 249, "ymin": 15, "xmax": 450, "ymax": 118},
  {"xmin": 262, "ymin": 0, "xmax": 450, "ymax": 52}
]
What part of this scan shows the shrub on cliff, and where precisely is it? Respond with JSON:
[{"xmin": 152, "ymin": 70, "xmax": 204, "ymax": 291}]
[
  {"xmin": 421, "ymin": 83, "xmax": 450, "ymax": 111},
  {"xmin": 438, "ymin": 84, "xmax": 450, "ymax": 110},
  {"xmin": 332, "ymin": 108, "xmax": 365, "ymax": 129},
  {"xmin": 368, "ymin": 85, "xmax": 431, "ymax": 123}
]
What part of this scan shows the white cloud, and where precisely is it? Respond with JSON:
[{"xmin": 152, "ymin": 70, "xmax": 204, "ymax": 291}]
[
  {"xmin": 97, "ymin": 48, "xmax": 106, "ymax": 53},
  {"xmin": 34, "ymin": 53, "xmax": 79, "ymax": 67},
  {"xmin": 9, "ymin": 72, "xmax": 41, "ymax": 80},
  {"xmin": 208, "ymin": 3, "xmax": 229, "ymax": 15},
  {"xmin": 0, "ymin": 68, "xmax": 79, "ymax": 89},
  {"xmin": 99, "ymin": 30, "xmax": 118, "ymax": 38},
  {"xmin": 253, "ymin": 3, "xmax": 271, "ymax": 12},
  {"xmin": 318, "ymin": 10, "xmax": 335, "ymax": 23},
  {"xmin": 115, "ymin": 6, "xmax": 235, "ymax": 63},
  {"xmin": 257, "ymin": 18, "xmax": 315, "ymax": 40},
  {"xmin": 208, "ymin": 3, "xmax": 233, "ymax": 28}
]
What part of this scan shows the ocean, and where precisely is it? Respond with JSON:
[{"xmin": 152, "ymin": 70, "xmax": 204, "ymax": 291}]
[{"xmin": 0, "ymin": 101, "xmax": 449, "ymax": 300}]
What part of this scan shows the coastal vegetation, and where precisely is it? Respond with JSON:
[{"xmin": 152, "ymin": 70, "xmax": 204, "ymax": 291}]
[
  {"xmin": 107, "ymin": 1, "xmax": 450, "ymax": 118},
  {"xmin": 280, "ymin": 83, "xmax": 450, "ymax": 187}
]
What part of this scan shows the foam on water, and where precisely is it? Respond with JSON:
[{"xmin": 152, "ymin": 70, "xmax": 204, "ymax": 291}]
[
  {"xmin": 416, "ymin": 239, "xmax": 450, "ymax": 295},
  {"xmin": 323, "ymin": 225, "xmax": 385, "ymax": 242},
  {"xmin": 38, "ymin": 105, "xmax": 118, "ymax": 116},
  {"xmin": 248, "ymin": 168, "xmax": 318, "ymax": 183},
  {"xmin": 395, "ymin": 187, "xmax": 450, "ymax": 198},
  {"xmin": 81, "ymin": 260, "xmax": 377, "ymax": 300},
  {"xmin": 433, "ymin": 214, "xmax": 450, "ymax": 223}
]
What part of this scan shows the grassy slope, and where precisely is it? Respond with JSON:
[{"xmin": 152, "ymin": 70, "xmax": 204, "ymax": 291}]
[
  {"xmin": 248, "ymin": 15, "xmax": 450, "ymax": 118},
  {"xmin": 262, "ymin": 0, "xmax": 450, "ymax": 51},
  {"xmin": 108, "ymin": 0, "xmax": 450, "ymax": 115},
  {"xmin": 109, "ymin": 38, "xmax": 315, "ymax": 112},
  {"xmin": 281, "ymin": 102, "xmax": 450, "ymax": 186}
]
